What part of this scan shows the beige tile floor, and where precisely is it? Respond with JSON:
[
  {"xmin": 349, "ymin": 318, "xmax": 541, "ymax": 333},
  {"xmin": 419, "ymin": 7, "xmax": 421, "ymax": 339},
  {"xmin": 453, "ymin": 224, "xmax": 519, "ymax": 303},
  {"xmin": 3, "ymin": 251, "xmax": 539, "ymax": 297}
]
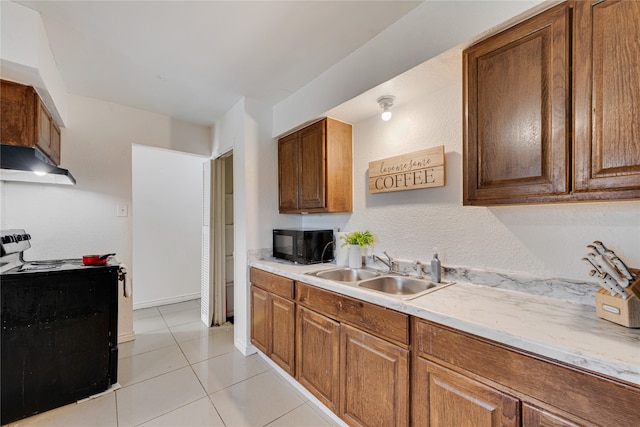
[{"xmin": 7, "ymin": 300, "xmax": 341, "ymax": 427}]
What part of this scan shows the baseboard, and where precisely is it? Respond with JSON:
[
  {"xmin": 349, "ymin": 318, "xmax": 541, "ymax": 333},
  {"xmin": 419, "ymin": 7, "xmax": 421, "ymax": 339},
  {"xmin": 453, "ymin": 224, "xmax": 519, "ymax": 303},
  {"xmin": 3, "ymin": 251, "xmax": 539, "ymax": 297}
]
[
  {"xmin": 256, "ymin": 351, "xmax": 348, "ymax": 427},
  {"xmin": 234, "ymin": 338, "xmax": 257, "ymax": 357},
  {"xmin": 118, "ymin": 331, "xmax": 136, "ymax": 344},
  {"xmin": 132, "ymin": 292, "xmax": 200, "ymax": 310}
]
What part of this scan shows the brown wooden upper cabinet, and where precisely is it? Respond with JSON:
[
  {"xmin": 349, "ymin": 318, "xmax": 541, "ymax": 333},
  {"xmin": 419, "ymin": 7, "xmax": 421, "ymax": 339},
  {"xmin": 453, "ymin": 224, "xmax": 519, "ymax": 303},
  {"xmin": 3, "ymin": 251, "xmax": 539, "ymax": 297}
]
[
  {"xmin": 463, "ymin": 1, "xmax": 640, "ymax": 205},
  {"xmin": 1, "ymin": 80, "xmax": 61, "ymax": 165},
  {"xmin": 278, "ymin": 118, "xmax": 352, "ymax": 213}
]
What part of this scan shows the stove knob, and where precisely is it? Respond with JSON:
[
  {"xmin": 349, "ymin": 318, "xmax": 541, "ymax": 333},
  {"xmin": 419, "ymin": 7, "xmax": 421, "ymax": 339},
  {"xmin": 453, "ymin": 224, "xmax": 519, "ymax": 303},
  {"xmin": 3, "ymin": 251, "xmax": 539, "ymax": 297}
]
[
  {"xmin": 15, "ymin": 234, "xmax": 23, "ymax": 242},
  {"xmin": 1, "ymin": 235, "xmax": 14, "ymax": 244},
  {"xmin": 25, "ymin": 234, "xmax": 31, "ymax": 240}
]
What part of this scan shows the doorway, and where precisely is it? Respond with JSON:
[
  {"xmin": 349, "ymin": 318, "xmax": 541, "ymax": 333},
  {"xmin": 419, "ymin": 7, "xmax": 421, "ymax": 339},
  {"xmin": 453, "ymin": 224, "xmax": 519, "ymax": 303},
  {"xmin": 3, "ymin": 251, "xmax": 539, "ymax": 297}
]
[
  {"xmin": 132, "ymin": 145, "xmax": 205, "ymax": 308},
  {"xmin": 201, "ymin": 152, "xmax": 234, "ymax": 326}
]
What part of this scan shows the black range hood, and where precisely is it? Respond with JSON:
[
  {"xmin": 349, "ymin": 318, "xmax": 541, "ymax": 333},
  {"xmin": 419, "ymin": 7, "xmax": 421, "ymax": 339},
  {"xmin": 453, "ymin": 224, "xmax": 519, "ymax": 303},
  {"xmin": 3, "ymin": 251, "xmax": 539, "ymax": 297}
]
[{"xmin": 0, "ymin": 144, "xmax": 76, "ymax": 185}]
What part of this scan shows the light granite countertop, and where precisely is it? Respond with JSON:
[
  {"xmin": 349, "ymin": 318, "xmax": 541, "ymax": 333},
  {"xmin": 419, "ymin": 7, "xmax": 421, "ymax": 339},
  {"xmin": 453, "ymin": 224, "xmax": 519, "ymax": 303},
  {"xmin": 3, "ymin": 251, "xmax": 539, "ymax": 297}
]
[{"xmin": 251, "ymin": 259, "xmax": 640, "ymax": 386}]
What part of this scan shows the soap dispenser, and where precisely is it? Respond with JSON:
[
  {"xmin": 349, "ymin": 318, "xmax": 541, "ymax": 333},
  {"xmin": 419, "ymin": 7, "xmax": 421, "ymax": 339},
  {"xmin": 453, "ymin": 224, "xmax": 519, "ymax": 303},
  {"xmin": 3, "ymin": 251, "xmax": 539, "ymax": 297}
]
[{"xmin": 431, "ymin": 253, "xmax": 441, "ymax": 283}]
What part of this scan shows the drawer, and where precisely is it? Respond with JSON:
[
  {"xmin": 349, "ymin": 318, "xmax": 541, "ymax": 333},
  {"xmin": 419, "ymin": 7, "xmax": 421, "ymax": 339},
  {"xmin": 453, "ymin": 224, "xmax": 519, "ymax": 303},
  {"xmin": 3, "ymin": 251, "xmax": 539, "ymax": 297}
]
[
  {"xmin": 296, "ymin": 282, "xmax": 409, "ymax": 347},
  {"xmin": 249, "ymin": 267, "xmax": 294, "ymax": 300}
]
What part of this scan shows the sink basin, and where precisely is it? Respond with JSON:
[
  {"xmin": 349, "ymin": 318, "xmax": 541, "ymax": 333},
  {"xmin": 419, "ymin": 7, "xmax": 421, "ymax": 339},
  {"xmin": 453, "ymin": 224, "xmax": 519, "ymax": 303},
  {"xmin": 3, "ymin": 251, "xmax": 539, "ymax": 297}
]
[
  {"xmin": 312, "ymin": 268, "xmax": 381, "ymax": 282},
  {"xmin": 357, "ymin": 276, "xmax": 445, "ymax": 298}
]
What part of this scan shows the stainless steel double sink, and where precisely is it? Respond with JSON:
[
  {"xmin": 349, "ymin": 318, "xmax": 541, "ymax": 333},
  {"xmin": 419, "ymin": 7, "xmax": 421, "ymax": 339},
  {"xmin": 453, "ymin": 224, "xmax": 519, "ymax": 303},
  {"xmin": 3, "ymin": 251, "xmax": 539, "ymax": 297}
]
[{"xmin": 306, "ymin": 267, "xmax": 452, "ymax": 300}]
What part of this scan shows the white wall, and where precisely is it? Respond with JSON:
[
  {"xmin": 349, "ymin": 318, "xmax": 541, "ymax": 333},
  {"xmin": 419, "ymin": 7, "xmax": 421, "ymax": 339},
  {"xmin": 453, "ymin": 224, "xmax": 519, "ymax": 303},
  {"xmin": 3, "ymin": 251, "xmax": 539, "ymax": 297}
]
[
  {"xmin": 301, "ymin": 53, "xmax": 640, "ymax": 282},
  {"xmin": 0, "ymin": 1, "xmax": 68, "ymax": 124},
  {"xmin": 0, "ymin": 93, "xmax": 211, "ymax": 342},
  {"xmin": 132, "ymin": 145, "xmax": 206, "ymax": 308},
  {"xmin": 213, "ymin": 97, "xmax": 282, "ymax": 353}
]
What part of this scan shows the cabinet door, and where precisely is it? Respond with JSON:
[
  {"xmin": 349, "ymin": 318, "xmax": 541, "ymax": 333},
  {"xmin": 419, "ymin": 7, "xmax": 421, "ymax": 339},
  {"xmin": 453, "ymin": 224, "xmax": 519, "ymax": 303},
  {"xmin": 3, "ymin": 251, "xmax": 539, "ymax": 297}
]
[
  {"xmin": 270, "ymin": 294, "xmax": 295, "ymax": 376},
  {"xmin": 340, "ymin": 324, "xmax": 409, "ymax": 427},
  {"xmin": 50, "ymin": 123, "xmax": 61, "ymax": 166},
  {"xmin": 573, "ymin": 0, "xmax": 640, "ymax": 196},
  {"xmin": 464, "ymin": 4, "xmax": 570, "ymax": 204},
  {"xmin": 0, "ymin": 80, "xmax": 36, "ymax": 148},
  {"xmin": 522, "ymin": 403, "xmax": 586, "ymax": 427},
  {"xmin": 37, "ymin": 100, "xmax": 52, "ymax": 154},
  {"xmin": 296, "ymin": 306, "xmax": 340, "ymax": 413},
  {"xmin": 35, "ymin": 100, "xmax": 60, "ymax": 165},
  {"xmin": 414, "ymin": 358, "xmax": 519, "ymax": 427},
  {"xmin": 298, "ymin": 120, "xmax": 326, "ymax": 210},
  {"xmin": 278, "ymin": 133, "xmax": 299, "ymax": 212},
  {"xmin": 250, "ymin": 286, "xmax": 269, "ymax": 354}
]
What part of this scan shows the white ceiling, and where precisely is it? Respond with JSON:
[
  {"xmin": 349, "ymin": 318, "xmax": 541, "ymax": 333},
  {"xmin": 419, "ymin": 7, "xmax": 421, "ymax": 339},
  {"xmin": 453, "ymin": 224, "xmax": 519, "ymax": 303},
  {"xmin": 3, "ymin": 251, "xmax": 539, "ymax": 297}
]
[{"xmin": 15, "ymin": 0, "xmax": 423, "ymax": 126}]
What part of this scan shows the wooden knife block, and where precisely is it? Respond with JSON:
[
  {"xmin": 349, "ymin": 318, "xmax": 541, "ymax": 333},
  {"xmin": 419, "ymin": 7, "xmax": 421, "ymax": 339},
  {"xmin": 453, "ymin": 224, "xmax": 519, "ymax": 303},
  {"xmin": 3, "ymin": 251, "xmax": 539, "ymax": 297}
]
[{"xmin": 595, "ymin": 268, "xmax": 640, "ymax": 328}]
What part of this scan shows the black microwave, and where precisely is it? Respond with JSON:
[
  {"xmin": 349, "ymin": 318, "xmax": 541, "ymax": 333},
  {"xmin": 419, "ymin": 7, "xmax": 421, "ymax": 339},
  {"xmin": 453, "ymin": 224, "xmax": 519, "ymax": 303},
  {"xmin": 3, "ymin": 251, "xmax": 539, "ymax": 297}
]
[{"xmin": 273, "ymin": 229, "xmax": 334, "ymax": 264}]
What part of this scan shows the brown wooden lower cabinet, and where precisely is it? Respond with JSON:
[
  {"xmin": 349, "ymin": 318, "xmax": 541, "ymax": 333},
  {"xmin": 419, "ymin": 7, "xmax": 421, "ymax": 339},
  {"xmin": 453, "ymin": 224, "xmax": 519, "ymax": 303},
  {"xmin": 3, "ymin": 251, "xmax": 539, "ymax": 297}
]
[
  {"xmin": 296, "ymin": 306, "xmax": 340, "ymax": 413},
  {"xmin": 249, "ymin": 268, "xmax": 296, "ymax": 376},
  {"xmin": 249, "ymin": 285, "xmax": 269, "ymax": 354},
  {"xmin": 340, "ymin": 323, "xmax": 409, "ymax": 427},
  {"xmin": 270, "ymin": 294, "xmax": 295, "ymax": 375},
  {"xmin": 522, "ymin": 403, "xmax": 584, "ymax": 427},
  {"xmin": 250, "ymin": 269, "xmax": 639, "ymax": 427},
  {"xmin": 414, "ymin": 358, "xmax": 519, "ymax": 426},
  {"xmin": 413, "ymin": 319, "xmax": 640, "ymax": 427}
]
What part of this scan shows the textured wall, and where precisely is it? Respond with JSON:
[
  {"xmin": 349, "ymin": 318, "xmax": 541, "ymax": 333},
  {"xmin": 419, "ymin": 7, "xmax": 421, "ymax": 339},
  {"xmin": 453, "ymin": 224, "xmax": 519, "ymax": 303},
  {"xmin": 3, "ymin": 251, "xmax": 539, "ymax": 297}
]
[{"xmin": 304, "ymin": 54, "xmax": 640, "ymax": 283}]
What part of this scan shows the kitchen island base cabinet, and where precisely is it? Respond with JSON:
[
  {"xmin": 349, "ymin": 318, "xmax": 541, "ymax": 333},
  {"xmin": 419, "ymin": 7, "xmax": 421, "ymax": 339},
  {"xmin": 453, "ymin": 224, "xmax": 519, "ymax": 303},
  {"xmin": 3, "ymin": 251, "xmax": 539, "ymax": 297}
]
[
  {"xmin": 340, "ymin": 324, "xmax": 409, "ymax": 427},
  {"xmin": 296, "ymin": 306, "xmax": 340, "ymax": 413}
]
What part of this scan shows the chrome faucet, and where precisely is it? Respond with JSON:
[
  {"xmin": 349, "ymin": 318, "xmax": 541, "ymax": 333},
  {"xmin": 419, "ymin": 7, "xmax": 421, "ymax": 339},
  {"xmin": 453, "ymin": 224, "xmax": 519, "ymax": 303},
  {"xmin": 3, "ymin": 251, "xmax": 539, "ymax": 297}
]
[
  {"xmin": 373, "ymin": 251, "xmax": 396, "ymax": 273},
  {"xmin": 320, "ymin": 240, "xmax": 335, "ymax": 264}
]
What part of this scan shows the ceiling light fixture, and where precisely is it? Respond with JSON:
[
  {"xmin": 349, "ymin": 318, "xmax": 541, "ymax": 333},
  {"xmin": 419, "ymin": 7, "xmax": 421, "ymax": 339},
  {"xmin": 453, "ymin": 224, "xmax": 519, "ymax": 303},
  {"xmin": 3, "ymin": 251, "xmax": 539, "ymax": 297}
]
[{"xmin": 377, "ymin": 95, "xmax": 395, "ymax": 121}]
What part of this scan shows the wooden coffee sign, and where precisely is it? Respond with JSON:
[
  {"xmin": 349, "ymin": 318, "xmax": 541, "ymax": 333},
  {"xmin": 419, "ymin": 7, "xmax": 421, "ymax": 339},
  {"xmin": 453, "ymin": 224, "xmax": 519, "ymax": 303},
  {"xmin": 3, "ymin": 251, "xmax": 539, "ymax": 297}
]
[{"xmin": 368, "ymin": 145, "xmax": 445, "ymax": 194}]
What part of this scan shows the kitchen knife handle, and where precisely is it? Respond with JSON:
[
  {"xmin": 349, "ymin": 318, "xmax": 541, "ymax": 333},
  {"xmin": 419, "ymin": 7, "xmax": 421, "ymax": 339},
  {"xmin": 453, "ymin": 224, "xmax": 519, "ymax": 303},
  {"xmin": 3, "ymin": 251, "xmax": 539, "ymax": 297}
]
[
  {"xmin": 594, "ymin": 272, "xmax": 616, "ymax": 296},
  {"xmin": 582, "ymin": 257, "xmax": 602, "ymax": 274},
  {"xmin": 592, "ymin": 241, "xmax": 607, "ymax": 254},
  {"xmin": 599, "ymin": 272, "xmax": 630, "ymax": 300},
  {"xmin": 586, "ymin": 244, "xmax": 599, "ymax": 254},
  {"xmin": 596, "ymin": 254, "xmax": 629, "ymax": 288},
  {"xmin": 611, "ymin": 257, "xmax": 634, "ymax": 280}
]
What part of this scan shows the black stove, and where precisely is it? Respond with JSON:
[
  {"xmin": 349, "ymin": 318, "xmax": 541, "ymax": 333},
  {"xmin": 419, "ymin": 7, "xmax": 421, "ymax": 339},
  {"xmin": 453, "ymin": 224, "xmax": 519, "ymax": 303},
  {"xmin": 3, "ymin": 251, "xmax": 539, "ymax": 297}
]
[
  {"xmin": 1, "ymin": 229, "xmax": 120, "ymax": 424},
  {"xmin": 0, "ymin": 229, "xmax": 119, "ymax": 274}
]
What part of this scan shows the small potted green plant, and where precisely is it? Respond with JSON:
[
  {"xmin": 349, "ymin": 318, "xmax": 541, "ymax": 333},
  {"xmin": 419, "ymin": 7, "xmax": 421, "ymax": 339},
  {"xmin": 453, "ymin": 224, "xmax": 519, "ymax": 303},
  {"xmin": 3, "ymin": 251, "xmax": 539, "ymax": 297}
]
[{"xmin": 341, "ymin": 230, "xmax": 376, "ymax": 268}]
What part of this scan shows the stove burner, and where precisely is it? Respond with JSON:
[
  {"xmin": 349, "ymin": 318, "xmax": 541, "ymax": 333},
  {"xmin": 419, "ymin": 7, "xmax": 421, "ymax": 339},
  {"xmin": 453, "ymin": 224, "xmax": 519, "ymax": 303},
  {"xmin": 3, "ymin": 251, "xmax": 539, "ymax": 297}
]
[
  {"xmin": 20, "ymin": 264, "xmax": 61, "ymax": 271},
  {"xmin": 29, "ymin": 260, "xmax": 67, "ymax": 265}
]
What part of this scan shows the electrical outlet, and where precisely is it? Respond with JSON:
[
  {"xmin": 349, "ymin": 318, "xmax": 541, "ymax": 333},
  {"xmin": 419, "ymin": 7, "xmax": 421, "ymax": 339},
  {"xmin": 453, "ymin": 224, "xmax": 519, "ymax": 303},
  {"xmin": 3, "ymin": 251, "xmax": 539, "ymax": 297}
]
[{"xmin": 117, "ymin": 204, "xmax": 128, "ymax": 217}]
